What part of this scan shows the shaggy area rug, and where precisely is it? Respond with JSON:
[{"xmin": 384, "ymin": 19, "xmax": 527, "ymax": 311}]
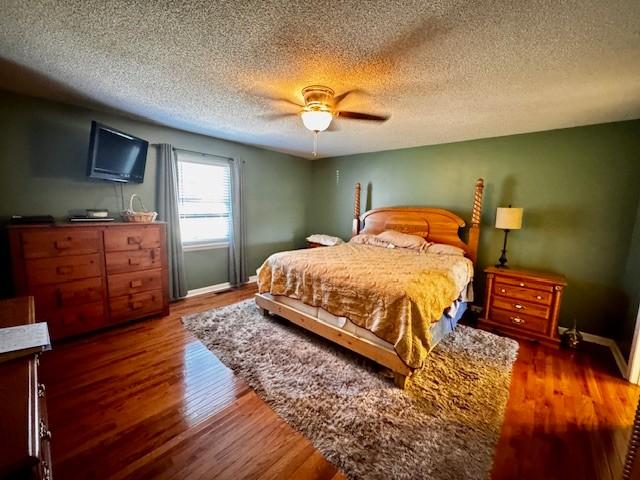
[{"xmin": 182, "ymin": 300, "xmax": 519, "ymax": 480}]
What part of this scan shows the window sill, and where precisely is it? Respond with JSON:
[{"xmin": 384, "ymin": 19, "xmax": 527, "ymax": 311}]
[{"xmin": 182, "ymin": 242, "xmax": 229, "ymax": 252}]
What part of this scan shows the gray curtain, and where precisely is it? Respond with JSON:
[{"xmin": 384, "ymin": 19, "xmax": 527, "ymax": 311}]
[
  {"xmin": 156, "ymin": 144, "xmax": 188, "ymax": 300},
  {"xmin": 229, "ymin": 158, "xmax": 248, "ymax": 286}
]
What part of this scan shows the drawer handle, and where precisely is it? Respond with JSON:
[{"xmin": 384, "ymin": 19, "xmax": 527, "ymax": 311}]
[
  {"xmin": 56, "ymin": 265, "xmax": 73, "ymax": 275},
  {"xmin": 130, "ymin": 279, "xmax": 143, "ymax": 288},
  {"xmin": 40, "ymin": 419, "xmax": 52, "ymax": 440},
  {"xmin": 500, "ymin": 288, "xmax": 506, "ymax": 294},
  {"xmin": 38, "ymin": 383, "xmax": 46, "ymax": 398},
  {"xmin": 536, "ymin": 295, "xmax": 543, "ymax": 300},
  {"xmin": 129, "ymin": 258, "xmax": 141, "ymax": 266},
  {"xmin": 511, "ymin": 316, "xmax": 525, "ymax": 325},
  {"xmin": 130, "ymin": 301, "xmax": 145, "ymax": 310},
  {"xmin": 42, "ymin": 461, "xmax": 52, "ymax": 480},
  {"xmin": 150, "ymin": 249, "xmax": 156, "ymax": 260},
  {"xmin": 519, "ymin": 282, "xmax": 525, "ymax": 287},
  {"xmin": 128, "ymin": 236, "xmax": 143, "ymax": 245},
  {"xmin": 514, "ymin": 303, "xmax": 524, "ymax": 309}
]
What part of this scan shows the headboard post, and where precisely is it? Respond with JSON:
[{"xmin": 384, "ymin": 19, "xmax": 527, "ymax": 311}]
[
  {"xmin": 467, "ymin": 178, "xmax": 485, "ymax": 263},
  {"xmin": 352, "ymin": 182, "xmax": 361, "ymax": 236}
]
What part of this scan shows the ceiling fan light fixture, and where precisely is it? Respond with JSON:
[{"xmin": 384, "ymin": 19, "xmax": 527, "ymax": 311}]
[{"xmin": 301, "ymin": 109, "xmax": 333, "ymax": 132}]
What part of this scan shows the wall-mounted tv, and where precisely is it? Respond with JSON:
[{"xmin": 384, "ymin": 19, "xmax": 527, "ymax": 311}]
[{"xmin": 86, "ymin": 121, "xmax": 149, "ymax": 183}]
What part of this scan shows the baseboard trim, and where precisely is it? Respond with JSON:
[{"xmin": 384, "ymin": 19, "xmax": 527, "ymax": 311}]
[
  {"xmin": 186, "ymin": 275, "xmax": 258, "ymax": 298},
  {"xmin": 558, "ymin": 326, "xmax": 628, "ymax": 379}
]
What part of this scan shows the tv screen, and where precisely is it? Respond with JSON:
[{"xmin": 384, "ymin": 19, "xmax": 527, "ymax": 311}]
[{"xmin": 87, "ymin": 121, "xmax": 149, "ymax": 183}]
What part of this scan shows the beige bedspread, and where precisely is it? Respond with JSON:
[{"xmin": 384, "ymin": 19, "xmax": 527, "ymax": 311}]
[{"xmin": 257, "ymin": 243, "xmax": 473, "ymax": 369}]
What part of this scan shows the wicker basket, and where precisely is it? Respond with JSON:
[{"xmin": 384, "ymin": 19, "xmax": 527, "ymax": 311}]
[{"xmin": 121, "ymin": 194, "xmax": 158, "ymax": 223}]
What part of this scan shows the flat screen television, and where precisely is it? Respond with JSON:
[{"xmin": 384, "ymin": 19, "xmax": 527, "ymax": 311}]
[{"xmin": 86, "ymin": 121, "xmax": 149, "ymax": 183}]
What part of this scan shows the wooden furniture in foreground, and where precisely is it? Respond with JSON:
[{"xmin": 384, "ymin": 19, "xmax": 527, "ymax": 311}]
[
  {"xmin": 624, "ymin": 398, "xmax": 640, "ymax": 479},
  {"xmin": 0, "ymin": 297, "xmax": 52, "ymax": 480},
  {"xmin": 8, "ymin": 222, "xmax": 170, "ymax": 341},
  {"xmin": 480, "ymin": 266, "xmax": 566, "ymax": 348},
  {"xmin": 256, "ymin": 178, "xmax": 485, "ymax": 388}
]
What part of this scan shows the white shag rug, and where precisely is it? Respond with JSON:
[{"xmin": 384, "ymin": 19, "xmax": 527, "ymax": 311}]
[{"xmin": 182, "ymin": 299, "xmax": 519, "ymax": 480}]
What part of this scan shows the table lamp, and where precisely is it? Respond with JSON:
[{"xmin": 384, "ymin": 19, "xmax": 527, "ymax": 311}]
[{"xmin": 495, "ymin": 205, "xmax": 523, "ymax": 268}]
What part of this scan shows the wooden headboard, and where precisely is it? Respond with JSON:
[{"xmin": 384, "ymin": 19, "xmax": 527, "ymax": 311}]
[{"xmin": 351, "ymin": 178, "xmax": 485, "ymax": 263}]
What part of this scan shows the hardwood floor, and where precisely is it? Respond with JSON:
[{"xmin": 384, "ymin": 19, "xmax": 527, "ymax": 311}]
[
  {"xmin": 40, "ymin": 285, "xmax": 638, "ymax": 479},
  {"xmin": 41, "ymin": 285, "xmax": 344, "ymax": 480}
]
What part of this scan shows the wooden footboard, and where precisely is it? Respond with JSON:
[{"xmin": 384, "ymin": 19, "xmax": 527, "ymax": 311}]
[{"xmin": 254, "ymin": 293, "xmax": 412, "ymax": 388}]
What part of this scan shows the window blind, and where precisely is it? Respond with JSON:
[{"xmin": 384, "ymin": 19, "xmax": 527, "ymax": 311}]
[{"xmin": 175, "ymin": 152, "xmax": 232, "ymax": 245}]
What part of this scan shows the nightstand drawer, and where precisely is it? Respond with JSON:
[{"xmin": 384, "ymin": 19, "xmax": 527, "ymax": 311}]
[
  {"xmin": 494, "ymin": 275, "xmax": 553, "ymax": 292},
  {"xmin": 493, "ymin": 282, "xmax": 552, "ymax": 305},
  {"xmin": 492, "ymin": 296, "xmax": 550, "ymax": 319},
  {"xmin": 491, "ymin": 308, "xmax": 548, "ymax": 335}
]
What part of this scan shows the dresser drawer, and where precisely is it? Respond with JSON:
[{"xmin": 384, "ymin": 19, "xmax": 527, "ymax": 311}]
[
  {"xmin": 492, "ymin": 296, "xmax": 550, "ymax": 319},
  {"xmin": 490, "ymin": 308, "xmax": 548, "ymax": 335},
  {"xmin": 34, "ymin": 277, "xmax": 104, "ymax": 311},
  {"xmin": 110, "ymin": 290, "xmax": 163, "ymax": 321},
  {"xmin": 26, "ymin": 254, "xmax": 101, "ymax": 286},
  {"xmin": 47, "ymin": 302, "xmax": 106, "ymax": 340},
  {"xmin": 108, "ymin": 269, "xmax": 162, "ymax": 298},
  {"xmin": 493, "ymin": 282, "xmax": 552, "ymax": 305},
  {"xmin": 494, "ymin": 275, "xmax": 553, "ymax": 292},
  {"xmin": 21, "ymin": 229, "xmax": 100, "ymax": 259},
  {"xmin": 106, "ymin": 248, "xmax": 162, "ymax": 274},
  {"xmin": 104, "ymin": 226, "xmax": 162, "ymax": 252}
]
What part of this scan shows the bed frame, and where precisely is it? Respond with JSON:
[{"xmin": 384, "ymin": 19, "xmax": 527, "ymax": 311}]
[{"xmin": 255, "ymin": 178, "xmax": 485, "ymax": 388}]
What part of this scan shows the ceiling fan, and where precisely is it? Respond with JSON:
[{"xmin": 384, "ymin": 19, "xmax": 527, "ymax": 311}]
[{"xmin": 264, "ymin": 85, "xmax": 390, "ymax": 156}]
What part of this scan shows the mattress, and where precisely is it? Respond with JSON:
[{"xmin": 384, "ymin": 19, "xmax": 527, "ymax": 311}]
[{"xmin": 269, "ymin": 294, "xmax": 468, "ymax": 354}]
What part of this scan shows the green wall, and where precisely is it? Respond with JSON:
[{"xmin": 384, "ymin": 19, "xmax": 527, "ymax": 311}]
[
  {"xmin": 0, "ymin": 90, "xmax": 311, "ymax": 293},
  {"xmin": 308, "ymin": 121, "xmax": 640, "ymax": 338},
  {"xmin": 2, "ymin": 89, "xmax": 639, "ymax": 349}
]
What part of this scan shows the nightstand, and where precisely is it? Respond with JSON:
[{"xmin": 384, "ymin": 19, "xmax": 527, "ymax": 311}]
[{"xmin": 479, "ymin": 266, "xmax": 567, "ymax": 348}]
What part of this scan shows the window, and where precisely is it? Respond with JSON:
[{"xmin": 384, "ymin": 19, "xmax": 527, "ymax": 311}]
[{"xmin": 176, "ymin": 152, "xmax": 232, "ymax": 249}]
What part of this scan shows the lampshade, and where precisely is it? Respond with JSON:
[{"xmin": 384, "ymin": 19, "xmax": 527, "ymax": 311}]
[
  {"xmin": 301, "ymin": 110, "xmax": 333, "ymax": 132},
  {"xmin": 495, "ymin": 207, "xmax": 523, "ymax": 230}
]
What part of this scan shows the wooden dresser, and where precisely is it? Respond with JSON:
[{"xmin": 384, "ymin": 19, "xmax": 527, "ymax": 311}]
[
  {"xmin": 480, "ymin": 266, "xmax": 567, "ymax": 348},
  {"xmin": 8, "ymin": 223, "xmax": 169, "ymax": 341},
  {"xmin": 0, "ymin": 297, "xmax": 52, "ymax": 480}
]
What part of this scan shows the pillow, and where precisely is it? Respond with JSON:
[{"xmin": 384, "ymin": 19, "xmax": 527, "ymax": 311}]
[
  {"xmin": 426, "ymin": 243, "xmax": 465, "ymax": 256},
  {"xmin": 376, "ymin": 230, "xmax": 428, "ymax": 251},
  {"xmin": 306, "ymin": 234, "xmax": 344, "ymax": 246},
  {"xmin": 350, "ymin": 233, "xmax": 395, "ymax": 248}
]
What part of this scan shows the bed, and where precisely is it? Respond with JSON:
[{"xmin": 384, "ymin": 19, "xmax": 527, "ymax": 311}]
[{"xmin": 255, "ymin": 178, "xmax": 485, "ymax": 388}]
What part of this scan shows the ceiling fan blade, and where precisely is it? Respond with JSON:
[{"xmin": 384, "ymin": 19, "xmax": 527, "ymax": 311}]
[
  {"xmin": 333, "ymin": 89, "xmax": 363, "ymax": 107},
  {"xmin": 259, "ymin": 112, "xmax": 299, "ymax": 121},
  {"xmin": 337, "ymin": 111, "xmax": 390, "ymax": 122},
  {"xmin": 254, "ymin": 94, "xmax": 303, "ymax": 108}
]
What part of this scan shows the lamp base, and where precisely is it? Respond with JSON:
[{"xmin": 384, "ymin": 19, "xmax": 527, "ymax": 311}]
[{"xmin": 496, "ymin": 229, "xmax": 510, "ymax": 269}]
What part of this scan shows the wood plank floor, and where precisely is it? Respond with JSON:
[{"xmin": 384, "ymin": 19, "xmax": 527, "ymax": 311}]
[{"xmin": 40, "ymin": 285, "xmax": 638, "ymax": 479}]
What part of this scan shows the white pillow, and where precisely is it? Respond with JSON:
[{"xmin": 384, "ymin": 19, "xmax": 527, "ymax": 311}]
[
  {"xmin": 426, "ymin": 243, "xmax": 465, "ymax": 256},
  {"xmin": 376, "ymin": 230, "xmax": 428, "ymax": 251},
  {"xmin": 306, "ymin": 234, "xmax": 344, "ymax": 246}
]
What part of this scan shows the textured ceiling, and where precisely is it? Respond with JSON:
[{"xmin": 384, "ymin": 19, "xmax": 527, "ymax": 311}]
[{"xmin": 1, "ymin": 1, "xmax": 639, "ymax": 159}]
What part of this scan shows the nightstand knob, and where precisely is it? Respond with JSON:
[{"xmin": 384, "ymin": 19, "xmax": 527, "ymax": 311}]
[
  {"xmin": 536, "ymin": 295, "xmax": 542, "ymax": 300},
  {"xmin": 519, "ymin": 282, "xmax": 525, "ymax": 287},
  {"xmin": 511, "ymin": 316, "xmax": 525, "ymax": 325},
  {"xmin": 514, "ymin": 303, "xmax": 524, "ymax": 309},
  {"xmin": 500, "ymin": 288, "xmax": 506, "ymax": 293}
]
